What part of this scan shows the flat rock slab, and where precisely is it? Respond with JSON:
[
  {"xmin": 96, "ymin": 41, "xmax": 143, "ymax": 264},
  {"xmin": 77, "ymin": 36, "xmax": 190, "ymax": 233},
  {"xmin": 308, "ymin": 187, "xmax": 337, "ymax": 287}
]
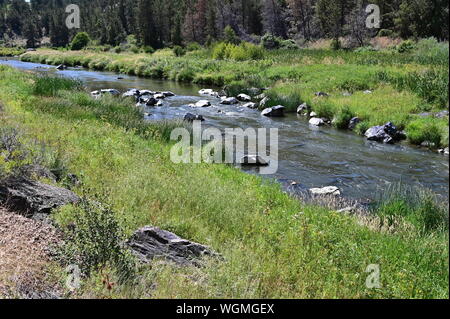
[
  {"xmin": 126, "ymin": 226, "xmax": 216, "ymax": 266},
  {"xmin": 0, "ymin": 177, "xmax": 79, "ymax": 218},
  {"xmin": 309, "ymin": 186, "xmax": 341, "ymax": 196}
]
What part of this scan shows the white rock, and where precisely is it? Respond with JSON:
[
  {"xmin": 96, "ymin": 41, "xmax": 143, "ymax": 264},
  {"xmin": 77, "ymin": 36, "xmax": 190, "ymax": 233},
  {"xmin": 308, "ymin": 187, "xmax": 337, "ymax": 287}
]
[
  {"xmin": 309, "ymin": 186, "xmax": 341, "ymax": 196},
  {"xmin": 191, "ymin": 100, "xmax": 211, "ymax": 108},
  {"xmin": 237, "ymin": 94, "xmax": 252, "ymax": 102},
  {"xmin": 310, "ymin": 111, "xmax": 317, "ymax": 117},
  {"xmin": 309, "ymin": 118, "xmax": 325, "ymax": 126}
]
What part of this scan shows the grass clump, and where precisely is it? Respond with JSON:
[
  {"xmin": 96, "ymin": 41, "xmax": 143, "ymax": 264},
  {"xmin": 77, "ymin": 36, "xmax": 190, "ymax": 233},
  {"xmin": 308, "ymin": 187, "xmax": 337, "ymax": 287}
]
[
  {"xmin": 373, "ymin": 183, "xmax": 448, "ymax": 235},
  {"xmin": 33, "ymin": 75, "xmax": 84, "ymax": 97},
  {"xmin": 332, "ymin": 106, "xmax": 354, "ymax": 129},
  {"xmin": 212, "ymin": 42, "xmax": 264, "ymax": 61},
  {"xmin": 406, "ymin": 117, "xmax": 448, "ymax": 147}
]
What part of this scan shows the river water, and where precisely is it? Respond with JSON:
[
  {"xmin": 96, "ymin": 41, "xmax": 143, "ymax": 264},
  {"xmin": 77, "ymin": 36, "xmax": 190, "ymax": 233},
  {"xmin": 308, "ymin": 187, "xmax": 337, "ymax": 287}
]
[{"xmin": 1, "ymin": 58, "xmax": 448, "ymax": 200}]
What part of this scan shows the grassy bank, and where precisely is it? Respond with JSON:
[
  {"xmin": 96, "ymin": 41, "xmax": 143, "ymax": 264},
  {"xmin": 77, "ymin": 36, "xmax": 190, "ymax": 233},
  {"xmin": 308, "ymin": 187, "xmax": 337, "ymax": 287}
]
[
  {"xmin": 0, "ymin": 47, "xmax": 26, "ymax": 57},
  {"xmin": 0, "ymin": 65, "xmax": 448, "ymax": 298},
  {"xmin": 20, "ymin": 45, "xmax": 449, "ymax": 148}
]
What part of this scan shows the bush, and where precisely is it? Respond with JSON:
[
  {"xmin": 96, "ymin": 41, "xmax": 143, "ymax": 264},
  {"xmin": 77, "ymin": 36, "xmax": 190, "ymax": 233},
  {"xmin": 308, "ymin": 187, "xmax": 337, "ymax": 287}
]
[
  {"xmin": 141, "ymin": 45, "xmax": 155, "ymax": 54},
  {"xmin": 332, "ymin": 107, "xmax": 354, "ymax": 129},
  {"xmin": 261, "ymin": 33, "xmax": 282, "ymax": 50},
  {"xmin": 377, "ymin": 29, "xmax": 393, "ymax": 37},
  {"xmin": 70, "ymin": 32, "xmax": 91, "ymax": 51},
  {"xmin": 280, "ymin": 39, "xmax": 299, "ymax": 50},
  {"xmin": 186, "ymin": 42, "xmax": 202, "ymax": 51},
  {"xmin": 173, "ymin": 45, "xmax": 186, "ymax": 57},
  {"xmin": 397, "ymin": 40, "xmax": 415, "ymax": 53},
  {"xmin": 223, "ymin": 25, "xmax": 240, "ymax": 45},
  {"xmin": 114, "ymin": 46, "xmax": 122, "ymax": 54},
  {"xmin": 212, "ymin": 42, "xmax": 264, "ymax": 61}
]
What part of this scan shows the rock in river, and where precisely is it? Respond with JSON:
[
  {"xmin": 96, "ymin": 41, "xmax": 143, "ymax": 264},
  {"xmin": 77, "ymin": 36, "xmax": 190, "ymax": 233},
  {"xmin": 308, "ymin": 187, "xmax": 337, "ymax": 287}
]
[
  {"xmin": 365, "ymin": 122, "xmax": 404, "ymax": 144},
  {"xmin": 297, "ymin": 103, "xmax": 310, "ymax": 114},
  {"xmin": 348, "ymin": 117, "xmax": 361, "ymax": 130},
  {"xmin": 261, "ymin": 105, "xmax": 285, "ymax": 117},
  {"xmin": 309, "ymin": 186, "xmax": 341, "ymax": 196},
  {"xmin": 220, "ymin": 97, "xmax": 239, "ymax": 105},
  {"xmin": 184, "ymin": 113, "xmax": 205, "ymax": 122},
  {"xmin": 240, "ymin": 155, "xmax": 269, "ymax": 166},
  {"xmin": 309, "ymin": 117, "xmax": 325, "ymax": 126},
  {"xmin": 243, "ymin": 102, "xmax": 257, "ymax": 109},
  {"xmin": 190, "ymin": 100, "xmax": 211, "ymax": 108},
  {"xmin": 237, "ymin": 94, "xmax": 252, "ymax": 102},
  {"xmin": 126, "ymin": 226, "xmax": 216, "ymax": 266}
]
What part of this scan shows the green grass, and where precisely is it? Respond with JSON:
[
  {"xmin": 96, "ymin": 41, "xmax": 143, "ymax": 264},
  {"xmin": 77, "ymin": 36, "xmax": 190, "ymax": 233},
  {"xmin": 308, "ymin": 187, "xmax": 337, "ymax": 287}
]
[
  {"xmin": 20, "ymin": 46, "xmax": 449, "ymax": 147},
  {"xmin": 0, "ymin": 47, "xmax": 26, "ymax": 57},
  {"xmin": 0, "ymin": 65, "xmax": 448, "ymax": 299}
]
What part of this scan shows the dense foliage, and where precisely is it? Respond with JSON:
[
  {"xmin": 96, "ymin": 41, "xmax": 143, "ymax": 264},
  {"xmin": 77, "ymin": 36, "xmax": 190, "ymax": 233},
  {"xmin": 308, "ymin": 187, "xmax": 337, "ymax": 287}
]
[{"xmin": 0, "ymin": 0, "xmax": 448, "ymax": 49}]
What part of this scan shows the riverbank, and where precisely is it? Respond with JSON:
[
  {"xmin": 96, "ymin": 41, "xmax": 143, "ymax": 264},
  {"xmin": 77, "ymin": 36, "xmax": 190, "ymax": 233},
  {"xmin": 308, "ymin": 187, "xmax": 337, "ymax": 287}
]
[
  {"xmin": 19, "ymin": 46, "xmax": 449, "ymax": 149},
  {"xmin": 0, "ymin": 65, "xmax": 448, "ymax": 298}
]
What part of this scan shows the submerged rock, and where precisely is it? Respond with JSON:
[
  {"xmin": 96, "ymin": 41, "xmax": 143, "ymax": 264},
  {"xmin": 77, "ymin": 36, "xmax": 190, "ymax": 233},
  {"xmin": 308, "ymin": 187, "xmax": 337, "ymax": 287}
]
[
  {"xmin": 309, "ymin": 186, "xmax": 341, "ymax": 196},
  {"xmin": 261, "ymin": 105, "xmax": 285, "ymax": 117},
  {"xmin": 184, "ymin": 113, "xmax": 205, "ymax": 122},
  {"xmin": 0, "ymin": 176, "xmax": 79, "ymax": 219},
  {"xmin": 126, "ymin": 226, "xmax": 216, "ymax": 266},
  {"xmin": 240, "ymin": 155, "xmax": 269, "ymax": 166}
]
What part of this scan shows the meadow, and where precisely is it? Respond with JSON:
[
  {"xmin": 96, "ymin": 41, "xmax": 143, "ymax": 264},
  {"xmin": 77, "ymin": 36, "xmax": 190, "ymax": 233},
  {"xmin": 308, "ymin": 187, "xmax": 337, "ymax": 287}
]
[
  {"xmin": 18, "ymin": 39, "xmax": 449, "ymax": 148},
  {"xmin": 0, "ymin": 65, "xmax": 448, "ymax": 298}
]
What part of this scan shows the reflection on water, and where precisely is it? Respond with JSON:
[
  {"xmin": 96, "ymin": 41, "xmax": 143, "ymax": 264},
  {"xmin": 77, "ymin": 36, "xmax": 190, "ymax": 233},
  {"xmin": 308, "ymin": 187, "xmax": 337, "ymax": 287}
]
[{"xmin": 2, "ymin": 58, "xmax": 448, "ymax": 200}]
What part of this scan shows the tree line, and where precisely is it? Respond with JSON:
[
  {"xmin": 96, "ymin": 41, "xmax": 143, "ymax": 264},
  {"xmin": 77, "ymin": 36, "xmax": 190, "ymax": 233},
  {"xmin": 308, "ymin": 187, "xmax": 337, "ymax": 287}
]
[{"xmin": 0, "ymin": 0, "xmax": 448, "ymax": 49}]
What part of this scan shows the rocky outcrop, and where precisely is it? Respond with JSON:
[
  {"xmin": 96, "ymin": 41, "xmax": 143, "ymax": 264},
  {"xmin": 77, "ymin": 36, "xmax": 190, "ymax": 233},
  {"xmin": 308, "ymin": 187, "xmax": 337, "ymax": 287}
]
[
  {"xmin": 365, "ymin": 122, "xmax": 405, "ymax": 144},
  {"xmin": 240, "ymin": 155, "xmax": 269, "ymax": 166},
  {"xmin": 0, "ymin": 177, "xmax": 79, "ymax": 219},
  {"xmin": 126, "ymin": 226, "xmax": 216, "ymax": 266},
  {"xmin": 261, "ymin": 105, "xmax": 285, "ymax": 117}
]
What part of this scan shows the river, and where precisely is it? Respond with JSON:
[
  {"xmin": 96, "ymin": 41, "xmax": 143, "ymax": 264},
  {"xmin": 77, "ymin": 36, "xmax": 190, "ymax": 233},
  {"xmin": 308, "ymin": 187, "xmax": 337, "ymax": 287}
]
[{"xmin": 1, "ymin": 58, "xmax": 448, "ymax": 200}]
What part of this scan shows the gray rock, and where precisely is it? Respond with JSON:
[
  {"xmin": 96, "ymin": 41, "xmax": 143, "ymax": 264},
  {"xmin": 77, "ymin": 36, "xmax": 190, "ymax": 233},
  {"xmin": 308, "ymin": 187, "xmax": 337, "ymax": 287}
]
[
  {"xmin": 190, "ymin": 100, "xmax": 211, "ymax": 108},
  {"xmin": 348, "ymin": 117, "xmax": 361, "ymax": 130},
  {"xmin": 220, "ymin": 97, "xmax": 239, "ymax": 105},
  {"xmin": 240, "ymin": 155, "xmax": 269, "ymax": 166},
  {"xmin": 315, "ymin": 91, "xmax": 329, "ymax": 97},
  {"xmin": 261, "ymin": 105, "xmax": 285, "ymax": 117},
  {"xmin": 296, "ymin": 103, "xmax": 310, "ymax": 114},
  {"xmin": 309, "ymin": 118, "xmax": 325, "ymax": 126},
  {"xmin": 126, "ymin": 226, "xmax": 216, "ymax": 266},
  {"xmin": 55, "ymin": 64, "xmax": 67, "ymax": 70},
  {"xmin": 122, "ymin": 89, "xmax": 140, "ymax": 98},
  {"xmin": 363, "ymin": 90, "xmax": 373, "ymax": 94},
  {"xmin": 237, "ymin": 94, "xmax": 251, "ymax": 102},
  {"xmin": 184, "ymin": 113, "xmax": 205, "ymax": 122},
  {"xmin": 199, "ymin": 89, "xmax": 215, "ymax": 95},
  {"xmin": 162, "ymin": 91, "xmax": 175, "ymax": 97},
  {"xmin": 365, "ymin": 122, "xmax": 402, "ymax": 144},
  {"xmin": 242, "ymin": 102, "xmax": 257, "ymax": 109},
  {"xmin": 259, "ymin": 96, "xmax": 270, "ymax": 108},
  {"xmin": 0, "ymin": 176, "xmax": 79, "ymax": 218},
  {"xmin": 100, "ymin": 89, "xmax": 120, "ymax": 96},
  {"xmin": 309, "ymin": 186, "xmax": 341, "ymax": 196},
  {"xmin": 154, "ymin": 93, "xmax": 166, "ymax": 99},
  {"xmin": 309, "ymin": 111, "xmax": 318, "ymax": 118},
  {"xmin": 435, "ymin": 110, "xmax": 449, "ymax": 118}
]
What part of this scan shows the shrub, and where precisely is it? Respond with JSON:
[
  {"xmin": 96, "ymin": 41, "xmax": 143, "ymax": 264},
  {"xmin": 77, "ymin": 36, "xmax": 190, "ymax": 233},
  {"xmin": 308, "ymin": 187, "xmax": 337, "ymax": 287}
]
[
  {"xmin": 261, "ymin": 33, "xmax": 282, "ymax": 49},
  {"xmin": 223, "ymin": 25, "xmax": 240, "ymax": 45},
  {"xmin": 406, "ymin": 118, "xmax": 443, "ymax": 147},
  {"xmin": 186, "ymin": 42, "xmax": 202, "ymax": 51},
  {"xmin": 173, "ymin": 45, "xmax": 186, "ymax": 57},
  {"xmin": 280, "ymin": 39, "xmax": 299, "ymax": 50},
  {"xmin": 70, "ymin": 32, "xmax": 91, "ymax": 51},
  {"xmin": 377, "ymin": 29, "xmax": 393, "ymax": 37},
  {"xmin": 212, "ymin": 42, "xmax": 264, "ymax": 61},
  {"xmin": 397, "ymin": 40, "xmax": 415, "ymax": 53},
  {"xmin": 332, "ymin": 107, "xmax": 354, "ymax": 129},
  {"xmin": 141, "ymin": 45, "xmax": 155, "ymax": 54},
  {"xmin": 114, "ymin": 46, "xmax": 122, "ymax": 54}
]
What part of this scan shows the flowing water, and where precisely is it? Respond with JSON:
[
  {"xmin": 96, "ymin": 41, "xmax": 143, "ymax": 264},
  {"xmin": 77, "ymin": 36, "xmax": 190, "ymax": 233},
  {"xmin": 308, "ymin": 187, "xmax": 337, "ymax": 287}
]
[{"xmin": 1, "ymin": 58, "xmax": 448, "ymax": 200}]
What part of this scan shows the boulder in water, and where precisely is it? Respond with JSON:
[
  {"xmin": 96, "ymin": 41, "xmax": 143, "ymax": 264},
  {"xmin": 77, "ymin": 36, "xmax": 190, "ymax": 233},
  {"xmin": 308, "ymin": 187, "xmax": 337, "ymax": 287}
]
[
  {"xmin": 261, "ymin": 105, "xmax": 285, "ymax": 117},
  {"xmin": 240, "ymin": 155, "xmax": 269, "ymax": 166}
]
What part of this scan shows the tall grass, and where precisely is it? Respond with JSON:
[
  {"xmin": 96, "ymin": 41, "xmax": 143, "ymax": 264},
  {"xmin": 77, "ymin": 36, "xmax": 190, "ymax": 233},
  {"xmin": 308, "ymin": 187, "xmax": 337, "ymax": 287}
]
[
  {"xmin": 373, "ymin": 183, "xmax": 449, "ymax": 234},
  {"xmin": 33, "ymin": 75, "xmax": 84, "ymax": 96}
]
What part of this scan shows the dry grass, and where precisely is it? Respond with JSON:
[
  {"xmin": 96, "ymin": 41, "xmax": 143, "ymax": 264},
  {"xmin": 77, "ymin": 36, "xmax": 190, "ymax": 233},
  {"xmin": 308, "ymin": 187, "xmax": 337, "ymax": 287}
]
[{"xmin": 0, "ymin": 207, "xmax": 62, "ymax": 298}]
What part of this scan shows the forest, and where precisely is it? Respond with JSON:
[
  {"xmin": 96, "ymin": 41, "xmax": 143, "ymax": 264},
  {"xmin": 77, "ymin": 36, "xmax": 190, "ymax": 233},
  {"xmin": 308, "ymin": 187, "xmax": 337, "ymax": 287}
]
[{"xmin": 0, "ymin": 0, "xmax": 449, "ymax": 49}]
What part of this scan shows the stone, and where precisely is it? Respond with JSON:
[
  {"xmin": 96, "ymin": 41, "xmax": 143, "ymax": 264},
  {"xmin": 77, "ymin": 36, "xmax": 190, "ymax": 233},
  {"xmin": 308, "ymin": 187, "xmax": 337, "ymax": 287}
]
[
  {"xmin": 259, "ymin": 96, "xmax": 270, "ymax": 108},
  {"xmin": 261, "ymin": 105, "xmax": 285, "ymax": 117},
  {"xmin": 365, "ymin": 122, "xmax": 402, "ymax": 144},
  {"xmin": 126, "ymin": 226, "xmax": 216, "ymax": 266},
  {"xmin": 55, "ymin": 64, "xmax": 67, "ymax": 70},
  {"xmin": 315, "ymin": 91, "xmax": 329, "ymax": 97},
  {"xmin": 240, "ymin": 155, "xmax": 269, "ymax": 166},
  {"xmin": 122, "ymin": 89, "xmax": 140, "ymax": 98},
  {"xmin": 220, "ymin": 97, "xmax": 239, "ymax": 105},
  {"xmin": 309, "ymin": 118, "xmax": 325, "ymax": 126},
  {"xmin": 199, "ymin": 89, "xmax": 214, "ymax": 95},
  {"xmin": 309, "ymin": 111, "xmax": 317, "ymax": 118},
  {"xmin": 297, "ymin": 103, "xmax": 310, "ymax": 114},
  {"xmin": 237, "ymin": 94, "xmax": 252, "ymax": 102},
  {"xmin": 309, "ymin": 186, "xmax": 341, "ymax": 196},
  {"xmin": 184, "ymin": 113, "xmax": 205, "ymax": 122},
  {"xmin": 0, "ymin": 176, "xmax": 79, "ymax": 218},
  {"xmin": 348, "ymin": 117, "xmax": 361, "ymax": 130},
  {"xmin": 435, "ymin": 110, "xmax": 449, "ymax": 118},
  {"xmin": 154, "ymin": 93, "xmax": 165, "ymax": 99},
  {"xmin": 191, "ymin": 100, "xmax": 211, "ymax": 108},
  {"xmin": 363, "ymin": 90, "xmax": 373, "ymax": 94},
  {"xmin": 242, "ymin": 102, "xmax": 257, "ymax": 109},
  {"xmin": 162, "ymin": 91, "xmax": 175, "ymax": 97}
]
